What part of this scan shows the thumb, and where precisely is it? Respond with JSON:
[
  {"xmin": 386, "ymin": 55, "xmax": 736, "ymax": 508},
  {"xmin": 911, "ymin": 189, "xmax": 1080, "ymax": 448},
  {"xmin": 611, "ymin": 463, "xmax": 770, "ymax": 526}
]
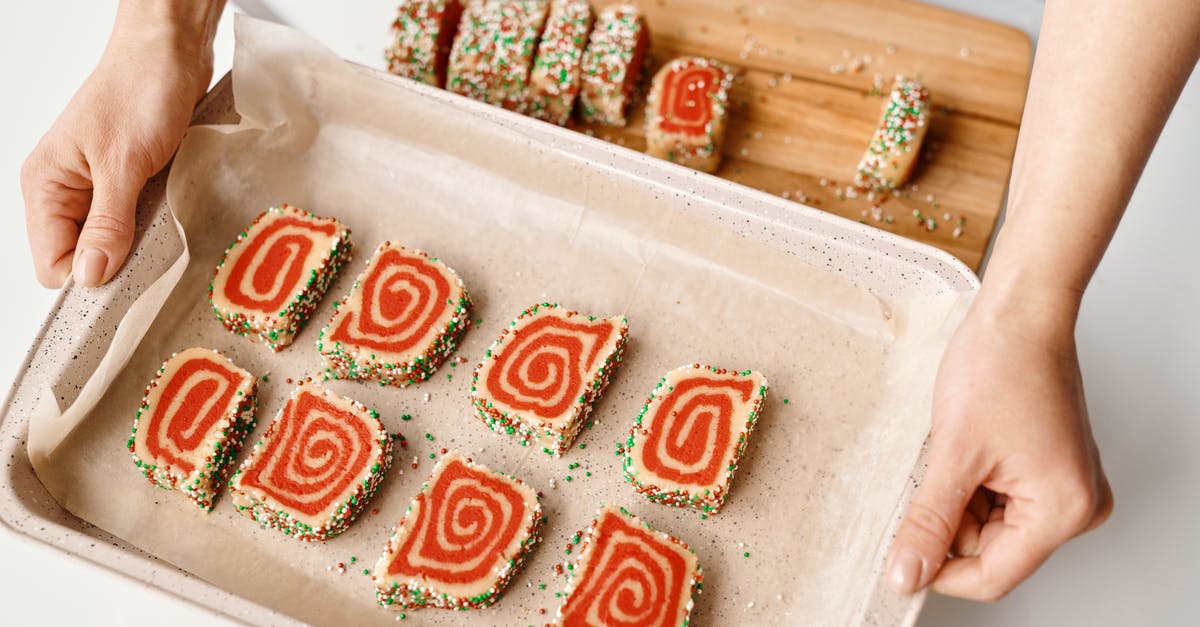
[
  {"xmin": 887, "ymin": 439, "xmax": 983, "ymax": 594},
  {"xmin": 72, "ymin": 172, "xmax": 143, "ymax": 287}
]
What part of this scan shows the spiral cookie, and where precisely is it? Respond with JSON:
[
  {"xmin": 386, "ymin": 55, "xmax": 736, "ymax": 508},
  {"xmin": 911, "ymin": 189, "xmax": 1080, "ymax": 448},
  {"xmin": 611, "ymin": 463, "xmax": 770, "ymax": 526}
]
[
  {"xmin": 557, "ymin": 505, "xmax": 701, "ymax": 627},
  {"xmin": 471, "ymin": 303, "xmax": 628, "ymax": 456},
  {"xmin": 386, "ymin": 0, "xmax": 465, "ymax": 86},
  {"xmin": 229, "ymin": 382, "xmax": 393, "ymax": 541},
  {"xmin": 128, "ymin": 347, "xmax": 257, "ymax": 512},
  {"xmin": 209, "ymin": 204, "xmax": 352, "ymax": 351},
  {"xmin": 317, "ymin": 242, "xmax": 471, "ymax": 386},
  {"xmin": 374, "ymin": 451, "xmax": 544, "ymax": 610},
  {"xmin": 624, "ymin": 365, "xmax": 768, "ymax": 515},
  {"xmin": 854, "ymin": 75, "xmax": 930, "ymax": 190},
  {"xmin": 527, "ymin": 0, "xmax": 594, "ymax": 125},
  {"xmin": 645, "ymin": 57, "xmax": 736, "ymax": 173},
  {"xmin": 578, "ymin": 4, "xmax": 650, "ymax": 126},
  {"xmin": 446, "ymin": 0, "xmax": 551, "ymax": 111}
]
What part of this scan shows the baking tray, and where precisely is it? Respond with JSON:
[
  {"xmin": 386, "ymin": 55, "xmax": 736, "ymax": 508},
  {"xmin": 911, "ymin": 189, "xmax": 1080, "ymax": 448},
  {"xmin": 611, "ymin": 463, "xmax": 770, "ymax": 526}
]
[{"xmin": 2, "ymin": 44, "xmax": 977, "ymax": 625}]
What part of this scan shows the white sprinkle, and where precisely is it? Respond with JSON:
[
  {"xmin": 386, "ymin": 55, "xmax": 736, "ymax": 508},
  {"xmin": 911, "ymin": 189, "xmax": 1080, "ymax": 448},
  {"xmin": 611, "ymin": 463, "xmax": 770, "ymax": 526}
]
[
  {"xmin": 423, "ymin": 392, "xmax": 431, "ymax": 402},
  {"xmin": 953, "ymin": 226, "xmax": 964, "ymax": 238},
  {"xmin": 753, "ymin": 131, "xmax": 763, "ymax": 140},
  {"xmin": 782, "ymin": 191, "xmax": 791, "ymax": 199},
  {"xmin": 863, "ymin": 54, "xmax": 873, "ymax": 64},
  {"xmin": 926, "ymin": 194, "xmax": 935, "ymax": 202},
  {"xmin": 748, "ymin": 601, "xmax": 756, "ymax": 608},
  {"xmin": 871, "ymin": 206, "xmax": 883, "ymax": 221},
  {"xmin": 777, "ymin": 594, "xmax": 784, "ymax": 601},
  {"xmin": 782, "ymin": 72, "xmax": 792, "ymax": 82},
  {"xmin": 911, "ymin": 184, "xmax": 919, "ymax": 191},
  {"xmin": 515, "ymin": 271, "xmax": 521, "ymax": 277},
  {"xmin": 738, "ymin": 541, "xmax": 745, "ymax": 548},
  {"xmin": 830, "ymin": 63, "xmax": 846, "ymax": 74},
  {"xmin": 740, "ymin": 148, "xmax": 749, "ymax": 156},
  {"xmin": 960, "ymin": 47, "xmax": 971, "ymax": 58},
  {"xmin": 819, "ymin": 178, "xmax": 828, "ymax": 186},
  {"xmin": 943, "ymin": 213, "xmax": 951, "ymax": 221},
  {"xmin": 550, "ymin": 478, "xmax": 558, "ymax": 489}
]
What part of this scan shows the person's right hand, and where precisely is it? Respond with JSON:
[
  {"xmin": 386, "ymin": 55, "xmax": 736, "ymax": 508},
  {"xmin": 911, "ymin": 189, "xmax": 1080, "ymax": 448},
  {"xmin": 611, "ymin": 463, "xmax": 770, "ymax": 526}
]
[{"xmin": 21, "ymin": 8, "xmax": 214, "ymax": 288}]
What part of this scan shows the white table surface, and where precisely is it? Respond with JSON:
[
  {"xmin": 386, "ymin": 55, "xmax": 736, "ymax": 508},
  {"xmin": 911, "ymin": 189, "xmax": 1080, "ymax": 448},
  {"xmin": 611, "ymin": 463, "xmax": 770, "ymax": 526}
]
[{"xmin": 0, "ymin": 1, "xmax": 1194, "ymax": 625}]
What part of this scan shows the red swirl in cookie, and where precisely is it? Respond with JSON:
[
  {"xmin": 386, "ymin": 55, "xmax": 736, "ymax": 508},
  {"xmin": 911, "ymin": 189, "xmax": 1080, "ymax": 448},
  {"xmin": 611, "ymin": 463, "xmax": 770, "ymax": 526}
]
[
  {"xmin": 641, "ymin": 377, "xmax": 755, "ymax": 486},
  {"xmin": 386, "ymin": 455, "xmax": 532, "ymax": 583},
  {"xmin": 560, "ymin": 509, "xmax": 694, "ymax": 627},
  {"xmin": 222, "ymin": 217, "xmax": 338, "ymax": 313},
  {"xmin": 485, "ymin": 315, "xmax": 616, "ymax": 420},
  {"xmin": 143, "ymin": 357, "xmax": 244, "ymax": 475},
  {"xmin": 657, "ymin": 63, "xmax": 723, "ymax": 136},
  {"xmin": 237, "ymin": 389, "xmax": 374, "ymax": 516},
  {"xmin": 328, "ymin": 247, "xmax": 451, "ymax": 353}
]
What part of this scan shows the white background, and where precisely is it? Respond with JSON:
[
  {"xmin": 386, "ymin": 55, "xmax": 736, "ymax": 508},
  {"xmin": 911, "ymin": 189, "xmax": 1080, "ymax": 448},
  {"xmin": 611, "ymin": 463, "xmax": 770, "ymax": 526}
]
[{"xmin": 0, "ymin": 1, "xmax": 1195, "ymax": 625}]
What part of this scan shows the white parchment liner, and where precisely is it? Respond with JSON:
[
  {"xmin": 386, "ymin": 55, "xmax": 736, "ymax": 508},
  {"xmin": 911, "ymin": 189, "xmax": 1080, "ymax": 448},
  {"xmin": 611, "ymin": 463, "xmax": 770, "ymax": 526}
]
[{"xmin": 27, "ymin": 16, "xmax": 971, "ymax": 626}]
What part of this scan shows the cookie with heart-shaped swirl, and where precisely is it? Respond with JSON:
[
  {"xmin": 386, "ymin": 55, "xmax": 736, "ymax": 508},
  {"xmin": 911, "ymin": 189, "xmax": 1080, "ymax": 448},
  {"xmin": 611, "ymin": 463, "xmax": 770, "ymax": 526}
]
[
  {"xmin": 374, "ymin": 451, "xmax": 544, "ymax": 610},
  {"xmin": 317, "ymin": 242, "xmax": 471, "ymax": 386},
  {"xmin": 128, "ymin": 347, "xmax": 258, "ymax": 512},
  {"xmin": 471, "ymin": 303, "xmax": 628, "ymax": 456},
  {"xmin": 228, "ymin": 381, "xmax": 394, "ymax": 541},
  {"xmin": 209, "ymin": 204, "xmax": 352, "ymax": 351}
]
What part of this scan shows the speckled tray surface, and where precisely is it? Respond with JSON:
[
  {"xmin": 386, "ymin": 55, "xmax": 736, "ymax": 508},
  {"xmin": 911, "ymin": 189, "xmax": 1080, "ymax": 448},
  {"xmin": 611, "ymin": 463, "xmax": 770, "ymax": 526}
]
[{"xmin": 2, "ymin": 21, "xmax": 976, "ymax": 626}]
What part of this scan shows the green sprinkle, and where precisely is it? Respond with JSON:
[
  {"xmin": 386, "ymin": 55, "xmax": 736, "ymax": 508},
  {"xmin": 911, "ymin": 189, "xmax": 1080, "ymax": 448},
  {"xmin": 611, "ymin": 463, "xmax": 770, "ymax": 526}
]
[{"xmin": 401, "ymin": 414, "xmax": 412, "ymax": 421}]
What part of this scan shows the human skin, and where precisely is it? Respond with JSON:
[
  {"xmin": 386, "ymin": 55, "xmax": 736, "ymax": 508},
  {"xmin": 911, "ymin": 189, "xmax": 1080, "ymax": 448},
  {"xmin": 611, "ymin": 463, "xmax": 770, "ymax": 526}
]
[
  {"xmin": 19, "ymin": 0, "xmax": 1200, "ymax": 603},
  {"xmin": 887, "ymin": 0, "xmax": 1200, "ymax": 602},
  {"xmin": 21, "ymin": 0, "xmax": 224, "ymax": 288}
]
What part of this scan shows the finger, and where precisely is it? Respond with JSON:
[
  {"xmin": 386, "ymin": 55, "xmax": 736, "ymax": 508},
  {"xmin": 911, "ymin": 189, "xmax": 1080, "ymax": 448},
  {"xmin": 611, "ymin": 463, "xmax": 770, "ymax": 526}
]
[
  {"xmin": 931, "ymin": 522, "xmax": 1059, "ymax": 602},
  {"xmin": 951, "ymin": 489, "xmax": 993, "ymax": 557},
  {"xmin": 72, "ymin": 171, "xmax": 143, "ymax": 287},
  {"xmin": 21, "ymin": 154, "xmax": 92, "ymax": 288},
  {"xmin": 887, "ymin": 439, "xmax": 985, "ymax": 594}
]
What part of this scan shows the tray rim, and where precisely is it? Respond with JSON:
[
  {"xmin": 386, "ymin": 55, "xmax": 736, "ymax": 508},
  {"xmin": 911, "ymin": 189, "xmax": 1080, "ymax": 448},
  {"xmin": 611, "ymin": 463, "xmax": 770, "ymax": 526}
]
[{"xmin": 0, "ymin": 59, "xmax": 977, "ymax": 626}]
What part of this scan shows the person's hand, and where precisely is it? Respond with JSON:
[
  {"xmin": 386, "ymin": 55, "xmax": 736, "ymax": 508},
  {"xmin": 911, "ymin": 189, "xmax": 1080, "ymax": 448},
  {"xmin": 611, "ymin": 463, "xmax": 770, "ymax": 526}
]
[
  {"xmin": 21, "ymin": 6, "xmax": 215, "ymax": 288},
  {"xmin": 886, "ymin": 288, "xmax": 1113, "ymax": 601}
]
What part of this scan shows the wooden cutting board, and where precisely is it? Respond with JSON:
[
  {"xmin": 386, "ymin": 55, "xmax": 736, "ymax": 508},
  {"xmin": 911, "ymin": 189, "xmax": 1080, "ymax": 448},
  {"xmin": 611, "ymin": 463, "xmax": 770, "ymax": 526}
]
[{"xmin": 574, "ymin": 0, "xmax": 1032, "ymax": 271}]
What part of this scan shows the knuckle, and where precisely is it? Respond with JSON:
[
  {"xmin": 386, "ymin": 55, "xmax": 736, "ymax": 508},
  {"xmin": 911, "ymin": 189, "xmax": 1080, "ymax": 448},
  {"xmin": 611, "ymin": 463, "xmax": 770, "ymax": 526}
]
[
  {"xmin": 904, "ymin": 501, "xmax": 957, "ymax": 545},
  {"xmin": 81, "ymin": 211, "xmax": 134, "ymax": 246}
]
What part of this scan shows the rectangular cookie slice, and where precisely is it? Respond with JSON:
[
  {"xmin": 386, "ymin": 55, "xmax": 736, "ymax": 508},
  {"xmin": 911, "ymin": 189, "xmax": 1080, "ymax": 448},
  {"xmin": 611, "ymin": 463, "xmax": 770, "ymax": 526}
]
[
  {"xmin": 624, "ymin": 364, "xmax": 768, "ymax": 515},
  {"xmin": 385, "ymin": 0, "xmax": 465, "ymax": 86},
  {"xmin": 128, "ymin": 347, "xmax": 257, "ymax": 512},
  {"xmin": 471, "ymin": 303, "xmax": 628, "ymax": 456},
  {"xmin": 556, "ymin": 505, "xmax": 702, "ymax": 627},
  {"xmin": 854, "ymin": 75, "xmax": 930, "ymax": 190},
  {"xmin": 446, "ymin": 0, "xmax": 550, "ymax": 111},
  {"xmin": 645, "ymin": 57, "xmax": 736, "ymax": 173},
  {"xmin": 317, "ymin": 242, "xmax": 472, "ymax": 386},
  {"xmin": 374, "ymin": 451, "xmax": 545, "ymax": 610},
  {"xmin": 578, "ymin": 4, "xmax": 650, "ymax": 126},
  {"xmin": 527, "ymin": 0, "xmax": 594, "ymax": 125},
  {"xmin": 229, "ymin": 381, "xmax": 393, "ymax": 541},
  {"xmin": 209, "ymin": 204, "xmax": 352, "ymax": 351}
]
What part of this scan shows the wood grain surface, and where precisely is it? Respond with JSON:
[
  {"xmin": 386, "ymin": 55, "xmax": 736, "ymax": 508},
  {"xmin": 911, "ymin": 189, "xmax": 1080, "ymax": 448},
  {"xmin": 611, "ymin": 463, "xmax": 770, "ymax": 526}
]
[{"xmin": 572, "ymin": 0, "xmax": 1033, "ymax": 270}]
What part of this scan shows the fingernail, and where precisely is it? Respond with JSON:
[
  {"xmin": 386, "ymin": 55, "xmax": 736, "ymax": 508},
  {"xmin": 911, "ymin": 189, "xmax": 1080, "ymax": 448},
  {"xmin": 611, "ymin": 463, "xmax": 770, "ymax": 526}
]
[
  {"xmin": 888, "ymin": 549, "xmax": 924, "ymax": 594},
  {"xmin": 74, "ymin": 248, "xmax": 108, "ymax": 287}
]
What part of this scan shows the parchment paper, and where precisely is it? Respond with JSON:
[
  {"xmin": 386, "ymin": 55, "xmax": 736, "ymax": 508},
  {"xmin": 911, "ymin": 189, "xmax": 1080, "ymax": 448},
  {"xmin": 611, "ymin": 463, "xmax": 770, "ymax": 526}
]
[{"xmin": 28, "ymin": 16, "xmax": 971, "ymax": 626}]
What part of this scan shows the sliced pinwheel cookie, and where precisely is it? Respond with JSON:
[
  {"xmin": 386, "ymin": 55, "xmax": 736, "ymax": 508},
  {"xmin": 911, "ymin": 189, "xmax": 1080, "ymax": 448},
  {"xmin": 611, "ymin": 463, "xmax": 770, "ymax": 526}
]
[
  {"xmin": 209, "ymin": 204, "xmax": 352, "ymax": 351},
  {"xmin": 471, "ymin": 303, "xmax": 628, "ymax": 456},
  {"xmin": 624, "ymin": 365, "xmax": 768, "ymax": 515},
  {"xmin": 374, "ymin": 450, "xmax": 544, "ymax": 610},
  {"xmin": 557, "ymin": 505, "xmax": 701, "ymax": 627},
  {"xmin": 128, "ymin": 347, "xmax": 257, "ymax": 512},
  {"xmin": 229, "ymin": 381, "xmax": 393, "ymax": 541},
  {"xmin": 317, "ymin": 241, "xmax": 472, "ymax": 386}
]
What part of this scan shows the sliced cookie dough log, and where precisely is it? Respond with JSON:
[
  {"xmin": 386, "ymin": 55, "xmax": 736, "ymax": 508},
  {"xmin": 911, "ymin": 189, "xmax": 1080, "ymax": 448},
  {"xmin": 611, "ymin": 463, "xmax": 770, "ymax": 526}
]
[
  {"xmin": 209, "ymin": 204, "xmax": 352, "ymax": 351},
  {"xmin": 527, "ymin": 0, "xmax": 594, "ymax": 125},
  {"xmin": 229, "ymin": 381, "xmax": 393, "ymax": 541},
  {"xmin": 645, "ymin": 57, "xmax": 736, "ymax": 173},
  {"xmin": 556, "ymin": 505, "xmax": 702, "ymax": 626},
  {"xmin": 317, "ymin": 242, "xmax": 471, "ymax": 386},
  {"xmin": 471, "ymin": 303, "xmax": 627, "ymax": 456},
  {"xmin": 385, "ymin": 0, "xmax": 466, "ymax": 86},
  {"xmin": 374, "ymin": 451, "xmax": 545, "ymax": 610},
  {"xmin": 624, "ymin": 364, "xmax": 768, "ymax": 515},
  {"xmin": 446, "ymin": 0, "xmax": 551, "ymax": 111},
  {"xmin": 128, "ymin": 347, "xmax": 257, "ymax": 512},
  {"xmin": 854, "ymin": 75, "xmax": 931, "ymax": 190},
  {"xmin": 578, "ymin": 4, "xmax": 650, "ymax": 126}
]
